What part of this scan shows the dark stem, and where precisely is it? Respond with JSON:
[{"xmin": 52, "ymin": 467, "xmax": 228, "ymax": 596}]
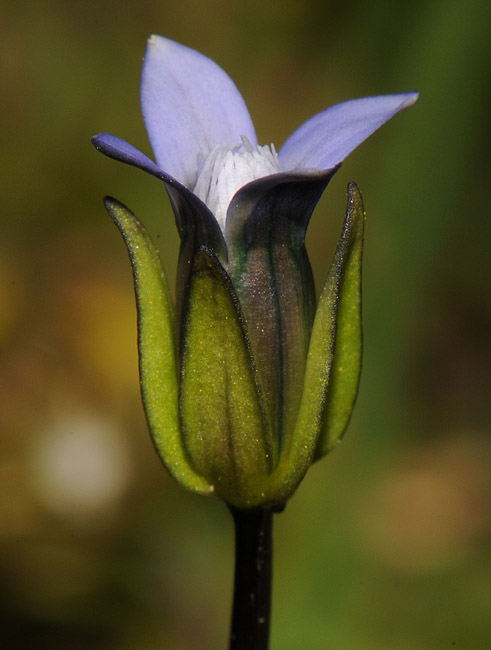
[{"xmin": 228, "ymin": 507, "xmax": 273, "ymax": 650}]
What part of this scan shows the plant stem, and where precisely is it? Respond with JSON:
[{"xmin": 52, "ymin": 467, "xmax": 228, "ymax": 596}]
[{"xmin": 228, "ymin": 507, "xmax": 273, "ymax": 650}]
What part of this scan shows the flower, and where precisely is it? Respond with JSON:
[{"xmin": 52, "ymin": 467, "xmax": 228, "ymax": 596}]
[{"xmin": 92, "ymin": 36, "xmax": 417, "ymax": 509}]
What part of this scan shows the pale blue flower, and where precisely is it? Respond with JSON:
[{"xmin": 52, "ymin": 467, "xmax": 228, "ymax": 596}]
[{"xmin": 92, "ymin": 36, "xmax": 417, "ymax": 508}]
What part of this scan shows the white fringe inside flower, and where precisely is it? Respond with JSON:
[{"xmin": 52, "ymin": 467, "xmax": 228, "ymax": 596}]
[{"xmin": 193, "ymin": 136, "xmax": 281, "ymax": 231}]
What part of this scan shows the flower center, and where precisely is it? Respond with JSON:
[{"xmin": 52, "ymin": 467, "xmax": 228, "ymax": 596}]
[{"xmin": 193, "ymin": 136, "xmax": 281, "ymax": 231}]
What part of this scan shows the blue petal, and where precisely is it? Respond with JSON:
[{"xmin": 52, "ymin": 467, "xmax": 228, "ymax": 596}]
[
  {"xmin": 141, "ymin": 35, "xmax": 257, "ymax": 190},
  {"xmin": 278, "ymin": 92, "xmax": 419, "ymax": 171},
  {"xmin": 90, "ymin": 134, "xmax": 227, "ymax": 326},
  {"xmin": 91, "ymin": 133, "xmax": 162, "ymax": 177}
]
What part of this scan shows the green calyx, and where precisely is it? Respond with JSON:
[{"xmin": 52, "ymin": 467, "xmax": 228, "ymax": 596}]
[{"xmin": 104, "ymin": 181, "xmax": 364, "ymax": 509}]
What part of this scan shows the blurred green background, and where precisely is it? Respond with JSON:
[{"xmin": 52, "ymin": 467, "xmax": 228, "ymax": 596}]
[{"xmin": 1, "ymin": 0, "xmax": 490, "ymax": 648}]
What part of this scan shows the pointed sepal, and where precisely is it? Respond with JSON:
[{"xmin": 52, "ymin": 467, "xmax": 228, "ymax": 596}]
[
  {"xmin": 103, "ymin": 197, "xmax": 212, "ymax": 494},
  {"xmin": 315, "ymin": 182, "xmax": 364, "ymax": 457},
  {"xmin": 179, "ymin": 247, "xmax": 273, "ymax": 508}
]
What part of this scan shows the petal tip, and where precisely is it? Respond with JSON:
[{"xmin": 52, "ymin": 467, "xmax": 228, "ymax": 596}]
[
  {"xmin": 400, "ymin": 90, "xmax": 419, "ymax": 109},
  {"xmin": 91, "ymin": 132, "xmax": 107, "ymax": 150},
  {"xmin": 145, "ymin": 34, "xmax": 180, "ymax": 58},
  {"xmin": 147, "ymin": 33, "xmax": 165, "ymax": 49}
]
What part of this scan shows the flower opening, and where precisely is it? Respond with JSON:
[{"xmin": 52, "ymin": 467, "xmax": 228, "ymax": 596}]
[{"xmin": 193, "ymin": 136, "xmax": 281, "ymax": 230}]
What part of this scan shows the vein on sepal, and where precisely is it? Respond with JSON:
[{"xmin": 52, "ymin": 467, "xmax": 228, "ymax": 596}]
[{"xmin": 179, "ymin": 247, "xmax": 274, "ymax": 508}]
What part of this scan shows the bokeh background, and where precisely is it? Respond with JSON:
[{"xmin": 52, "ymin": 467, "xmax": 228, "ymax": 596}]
[{"xmin": 1, "ymin": 0, "xmax": 490, "ymax": 648}]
